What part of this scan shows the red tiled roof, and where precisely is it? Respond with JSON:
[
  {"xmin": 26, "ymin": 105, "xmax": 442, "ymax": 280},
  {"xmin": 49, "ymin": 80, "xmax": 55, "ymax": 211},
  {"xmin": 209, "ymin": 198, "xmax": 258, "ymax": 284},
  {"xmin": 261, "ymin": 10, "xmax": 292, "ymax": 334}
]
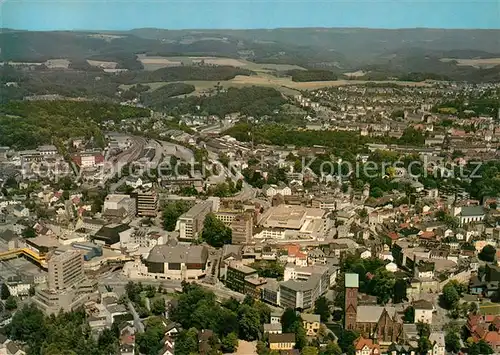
[
  {"xmin": 95, "ymin": 154, "xmax": 105, "ymax": 164},
  {"xmin": 419, "ymin": 231, "xmax": 435, "ymax": 239},
  {"xmin": 388, "ymin": 232, "xmax": 399, "ymax": 240},
  {"xmin": 483, "ymin": 331, "xmax": 500, "ymax": 346},
  {"xmin": 354, "ymin": 337, "xmax": 380, "ymax": 353}
]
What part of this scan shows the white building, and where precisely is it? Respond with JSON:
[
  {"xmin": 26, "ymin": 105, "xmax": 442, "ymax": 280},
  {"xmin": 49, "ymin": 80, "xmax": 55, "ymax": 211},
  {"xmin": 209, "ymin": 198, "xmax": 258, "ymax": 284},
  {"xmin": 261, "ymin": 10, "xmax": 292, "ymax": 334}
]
[
  {"xmin": 6, "ymin": 281, "xmax": 31, "ymax": 297},
  {"xmin": 428, "ymin": 332, "xmax": 445, "ymax": 355},
  {"xmin": 454, "ymin": 206, "xmax": 485, "ymax": 226},
  {"xmin": 103, "ymin": 194, "xmax": 136, "ymax": 217},
  {"xmin": 263, "ymin": 183, "xmax": 292, "ymax": 198},
  {"xmin": 413, "ymin": 299, "xmax": 434, "ymax": 324}
]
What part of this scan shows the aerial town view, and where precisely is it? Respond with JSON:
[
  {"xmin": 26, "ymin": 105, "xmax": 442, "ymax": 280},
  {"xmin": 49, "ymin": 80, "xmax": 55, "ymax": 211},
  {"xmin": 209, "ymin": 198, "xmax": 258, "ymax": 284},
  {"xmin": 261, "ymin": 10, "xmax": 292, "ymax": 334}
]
[{"xmin": 0, "ymin": 1, "xmax": 499, "ymax": 355}]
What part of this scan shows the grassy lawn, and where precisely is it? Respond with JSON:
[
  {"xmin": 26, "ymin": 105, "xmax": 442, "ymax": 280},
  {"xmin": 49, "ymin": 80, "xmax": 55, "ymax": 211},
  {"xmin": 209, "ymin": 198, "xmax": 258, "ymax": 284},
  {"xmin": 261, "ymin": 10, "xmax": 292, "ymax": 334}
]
[{"xmin": 478, "ymin": 302, "xmax": 500, "ymax": 315}]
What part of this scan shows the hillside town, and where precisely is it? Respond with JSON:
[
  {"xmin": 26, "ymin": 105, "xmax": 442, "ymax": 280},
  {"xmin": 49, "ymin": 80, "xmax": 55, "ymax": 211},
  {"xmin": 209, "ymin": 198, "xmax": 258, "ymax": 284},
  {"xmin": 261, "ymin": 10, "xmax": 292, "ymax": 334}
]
[{"xmin": 0, "ymin": 80, "xmax": 500, "ymax": 355}]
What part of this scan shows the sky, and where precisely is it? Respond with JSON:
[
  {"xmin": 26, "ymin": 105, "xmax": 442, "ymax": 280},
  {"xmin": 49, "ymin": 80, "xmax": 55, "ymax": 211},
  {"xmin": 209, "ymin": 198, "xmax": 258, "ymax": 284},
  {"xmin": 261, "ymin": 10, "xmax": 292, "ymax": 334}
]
[{"xmin": 2, "ymin": 0, "xmax": 499, "ymax": 31}]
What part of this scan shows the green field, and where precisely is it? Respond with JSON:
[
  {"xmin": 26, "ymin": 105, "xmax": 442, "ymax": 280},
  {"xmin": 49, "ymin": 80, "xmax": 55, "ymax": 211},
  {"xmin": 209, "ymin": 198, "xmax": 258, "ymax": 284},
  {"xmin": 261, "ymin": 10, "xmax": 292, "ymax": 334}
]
[
  {"xmin": 479, "ymin": 302, "xmax": 500, "ymax": 315},
  {"xmin": 136, "ymin": 54, "xmax": 306, "ymax": 73},
  {"xmin": 120, "ymin": 77, "xmax": 301, "ymax": 96}
]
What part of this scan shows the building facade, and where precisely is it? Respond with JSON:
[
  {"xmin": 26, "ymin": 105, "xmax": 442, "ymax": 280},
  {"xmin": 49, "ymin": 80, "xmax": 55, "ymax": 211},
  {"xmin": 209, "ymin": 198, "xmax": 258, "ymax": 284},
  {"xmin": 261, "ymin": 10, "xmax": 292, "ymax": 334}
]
[
  {"xmin": 178, "ymin": 201, "xmax": 213, "ymax": 241},
  {"xmin": 145, "ymin": 245, "xmax": 209, "ymax": 280},
  {"xmin": 47, "ymin": 250, "xmax": 84, "ymax": 291},
  {"xmin": 133, "ymin": 189, "xmax": 158, "ymax": 217}
]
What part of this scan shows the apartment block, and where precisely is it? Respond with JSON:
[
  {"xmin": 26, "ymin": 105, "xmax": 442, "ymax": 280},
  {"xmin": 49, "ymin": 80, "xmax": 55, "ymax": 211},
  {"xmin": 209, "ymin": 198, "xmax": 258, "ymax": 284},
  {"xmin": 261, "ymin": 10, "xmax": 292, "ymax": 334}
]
[
  {"xmin": 178, "ymin": 201, "xmax": 212, "ymax": 241},
  {"xmin": 230, "ymin": 213, "xmax": 253, "ymax": 244},
  {"xmin": 133, "ymin": 189, "xmax": 158, "ymax": 217},
  {"xmin": 48, "ymin": 250, "xmax": 84, "ymax": 291},
  {"xmin": 225, "ymin": 261, "xmax": 258, "ymax": 294}
]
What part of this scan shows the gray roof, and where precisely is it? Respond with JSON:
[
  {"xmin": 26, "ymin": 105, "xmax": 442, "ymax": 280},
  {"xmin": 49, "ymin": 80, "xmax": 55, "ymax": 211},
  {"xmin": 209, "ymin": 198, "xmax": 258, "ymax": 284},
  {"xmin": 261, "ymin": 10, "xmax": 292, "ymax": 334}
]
[
  {"xmin": 6, "ymin": 341, "xmax": 21, "ymax": 354},
  {"xmin": 147, "ymin": 245, "xmax": 208, "ymax": 264},
  {"xmin": 345, "ymin": 273, "xmax": 359, "ymax": 288},
  {"xmin": 0, "ymin": 229, "xmax": 18, "ymax": 242},
  {"xmin": 268, "ymin": 333, "xmax": 295, "ymax": 344},
  {"xmin": 280, "ymin": 273, "xmax": 321, "ymax": 292},
  {"xmin": 356, "ymin": 305, "xmax": 396, "ymax": 323},
  {"xmin": 271, "ymin": 310, "xmax": 284, "ymax": 317},
  {"xmin": 308, "ymin": 248, "xmax": 325, "ymax": 258},
  {"xmin": 413, "ymin": 299, "xmax": 434, "ymax": 310},
  {"xmin": 460, "ymin": 206, "xmax": 485, "ymax": 217},
  {"xmin": 429, "ymin": 331, "xmax": 445, "ymax": 347},
  {"xmin": 107, "ymin": 304, "xmax": 127, "ymax": 314},
  {"xmin": 180, "ymin": 200, "xmax": 212, "ymax": 219},
  {"xmin": 264, "ymin": 323, "xmax": 282, "ymax": 332},
  {"xmin": 301, "ymin": 313, "xmax": 321, "ymax": 323}
]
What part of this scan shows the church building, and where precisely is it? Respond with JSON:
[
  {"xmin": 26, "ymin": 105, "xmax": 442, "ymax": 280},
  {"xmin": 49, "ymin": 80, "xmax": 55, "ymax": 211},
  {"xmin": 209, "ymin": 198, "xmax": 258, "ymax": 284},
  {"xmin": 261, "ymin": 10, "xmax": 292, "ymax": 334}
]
[{"xmin": 344, "ymin": 273, "xmax": 403, "ymax": 344}]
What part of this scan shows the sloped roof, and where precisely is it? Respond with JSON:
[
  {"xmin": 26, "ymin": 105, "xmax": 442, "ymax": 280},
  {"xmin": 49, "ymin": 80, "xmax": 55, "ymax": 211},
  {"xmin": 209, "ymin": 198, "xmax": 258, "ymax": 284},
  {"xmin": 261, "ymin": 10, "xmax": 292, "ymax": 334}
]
[{"xmin": 356, "ymin": 306, "xmax": 396, "ymax": 323}]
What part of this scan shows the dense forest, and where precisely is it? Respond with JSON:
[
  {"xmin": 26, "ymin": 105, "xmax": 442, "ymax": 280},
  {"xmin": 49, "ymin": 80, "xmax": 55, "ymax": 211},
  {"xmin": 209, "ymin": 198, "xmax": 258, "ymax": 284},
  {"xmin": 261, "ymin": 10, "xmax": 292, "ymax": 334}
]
[
  {"xmin": 140, "ymin": 83, "xmax": 196, "ymax": 106},
  {"xmin": 136, "ymin": 65, "xmax": 253, "ymax": 82},
  {"xmin": 287, "ymin": 69, "xmax": 338, "ymax": 82},
  {"xmin": 0, "ymin": 64, "xmax": 253, "ymax": 103},
  {"xmin": 0, "ymin": 101, "xmax": 149, "ymax": 149},
  {"xmin": 150, "ymin": 86, "xmax": 287, "ymax": 117}
]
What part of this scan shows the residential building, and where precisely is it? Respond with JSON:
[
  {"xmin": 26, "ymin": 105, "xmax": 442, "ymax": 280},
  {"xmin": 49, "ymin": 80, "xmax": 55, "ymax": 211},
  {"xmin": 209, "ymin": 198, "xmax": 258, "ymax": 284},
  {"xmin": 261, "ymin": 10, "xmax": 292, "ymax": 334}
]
[
  {"xmin": 386, "ymin": 343, "xmax": 415, "ymax": 355},
  {"xmin": 133, "ymin": 189, "xmax": 158, "ymax": 217},
  {"xmin": 4, "ymin": 280, "xmax": 30, "ymax": 297},
  {"xmin": 354, "ymin": 337, "xmax": 380, "ymax": 355},
  {"xmin": 128, "ymin": 228, "xmax": 166, "ymax": 249},
  {"xmin": 47, "ymin": 250, "xmax": 84, "ymax": 291},
  {"xmin": 263, "ymin": 183, "xmax": 292, "ymax": 198},
  {"xmin": 178, "ymin": 201, "xmax": 212, "ymax": 241},
  {"xmin": 413, "ymin": 299, "xmax": 434, "ymax": 324},
  {"xmin": 263, "ymin": 323, "xmax": 282, "ymax": 335},
  {"xmin": 230, "ymin": 213, "xmax": 253, "ymax": 244},
  {"xmin": 428, "ymin": 332, "xmax": 445, "ymax": 355},
  {"xmin": 270, "ymin": 310, "xmax": 283, "ymax": 324},
  {"xmin": 225, "ymin": 261, "xmax": 257, "ymax": 294},
  {"xmin": 37, "ymin": 145, "xmax": 58, "ymax": 155},
  {"xmin": 301, "ymin": 313, "xmax": 321, "ymax": 336},
  {"xmin": 145, "ymin": 245, "xmax": 209, "ymax": 280},
  {"xmin": 268, "ymin": 333, "xmax": 295, "ymax": 351}
]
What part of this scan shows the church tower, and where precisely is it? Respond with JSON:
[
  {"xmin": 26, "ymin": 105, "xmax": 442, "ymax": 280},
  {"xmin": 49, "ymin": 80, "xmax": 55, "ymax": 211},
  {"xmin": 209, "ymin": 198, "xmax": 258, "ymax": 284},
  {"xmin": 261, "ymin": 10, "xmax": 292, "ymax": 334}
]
[{"xmin": 344, "ymin": 273, "xmax": 359, "ymax": 331}]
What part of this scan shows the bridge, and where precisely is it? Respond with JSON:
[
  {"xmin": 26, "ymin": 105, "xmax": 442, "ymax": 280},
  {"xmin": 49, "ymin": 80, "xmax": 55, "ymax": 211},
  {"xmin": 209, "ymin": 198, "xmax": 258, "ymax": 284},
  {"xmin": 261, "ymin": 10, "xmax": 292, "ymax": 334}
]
[{"xmin": 0, "ymin": 248, "xmax": 48, "ymax": 269}]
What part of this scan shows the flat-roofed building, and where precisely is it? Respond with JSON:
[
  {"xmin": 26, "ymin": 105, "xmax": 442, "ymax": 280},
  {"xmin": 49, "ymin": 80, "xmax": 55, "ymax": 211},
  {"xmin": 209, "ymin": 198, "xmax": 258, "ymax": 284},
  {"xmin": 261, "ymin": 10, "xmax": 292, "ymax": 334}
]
[
  {"xmin": 178, "ymin": 201, "xmax": 213, "ymax": 241},
  {"xmin": 33, "ymin": 250, "xmax": 98, "ymax": 314},
  {"xmin": 279, "ymin": 264, "xmax": 333, "ymax": 310},
  {"xmin": 133, "ymin": 189, "xmax": 158, "ymax": 217},
  {"xmin": 47, "ymin": 250, "xmax": 84, "ymax": 291},
  {"xmin": 103, "ymin": 194, "xmax": 136, "ymax": 217},
  {"xmin": 225, "ymin": 261, "xmax": 258, "ymax": 294},
  {"xmin": 145, "ymin": 245, "xmax": 209, "ymax": 280},
  {"xmin": 255, "ymin": 205, "xmax": 330, "ymax": 241},
  {"xmin": 33, "ymin": 279, "xmax": 99, "ymax": 315},
  {"xmin": 230, "ymin": 213, "xmax": 253, "ymax": 244}
]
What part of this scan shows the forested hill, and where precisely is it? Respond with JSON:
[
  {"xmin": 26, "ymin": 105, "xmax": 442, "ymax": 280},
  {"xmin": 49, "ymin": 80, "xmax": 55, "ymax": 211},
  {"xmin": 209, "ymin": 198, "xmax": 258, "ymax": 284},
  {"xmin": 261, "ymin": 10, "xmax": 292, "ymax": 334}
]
[{"xmin": 0, "ymin": 101, "xmax": 149, "ymax": 149}]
